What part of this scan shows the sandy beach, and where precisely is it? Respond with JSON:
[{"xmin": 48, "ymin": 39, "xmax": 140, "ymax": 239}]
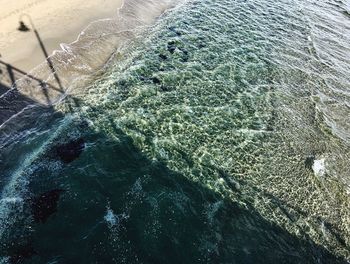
[
  {"xmin": 0, "ymin": 0, "xmax": 122, "ymax": 73},
  {"xmin": 0, "ymin": 0, "xmax": 175, "ymax": 107}
]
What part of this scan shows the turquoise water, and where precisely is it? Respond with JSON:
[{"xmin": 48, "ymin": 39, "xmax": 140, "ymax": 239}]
[{"xmin": 1, "ymin": 0, "xmax": 350, "ymax": 263}]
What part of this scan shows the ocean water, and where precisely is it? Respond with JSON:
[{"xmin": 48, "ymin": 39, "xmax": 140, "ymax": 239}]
[{"xmin": 1, "ymin": 0, "xmax": 350, "ymax": 263}]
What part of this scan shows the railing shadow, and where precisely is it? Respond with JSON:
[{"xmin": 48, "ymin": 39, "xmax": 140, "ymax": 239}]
[
  {"xmin": 0, "ymin": 61, "xmax": 42, "ymax": 131},
  {"xmin": 0, "ymin": 59, "xmax": 67, "ymax": 181},
  {"xmin": 1, "ymin": 16, "xmax": 66, "ymax": 126},
  {"xmin": 0, "ymin": 59, "xmax": 66, "ymax": 126},
  {"xmin": 0, "ymin": 59, "xmax": 63, "ymax": 99}
]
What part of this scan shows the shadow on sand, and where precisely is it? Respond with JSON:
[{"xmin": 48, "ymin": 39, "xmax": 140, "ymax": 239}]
[{"xmin": 0, "ymin": 17, "xmax": 65, "ymax": 125}]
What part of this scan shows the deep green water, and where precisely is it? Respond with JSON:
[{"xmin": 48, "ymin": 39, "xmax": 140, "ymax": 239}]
[{"xmin": 1, "ymin": 0, "xmax": 350, "ymax": 263}]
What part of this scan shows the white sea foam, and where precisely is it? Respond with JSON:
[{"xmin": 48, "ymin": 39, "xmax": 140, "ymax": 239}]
[
  {"xmin": 312, "ymin": 158, "xmax": 326, "ymax": 177},
  {"xmin": 104, "ymin": 206, "xmax": 129, "ymax": 228},
  {"xmin": 0, "ymin": 197, "xmax": 23, "ymax": 204},
  {"xmin": 206, "ymin": 201, "xmax": 223, "ymax": 225},
  {"xmin": 104, "ymin": 208, "xmax": 118, "ymax": 227}
]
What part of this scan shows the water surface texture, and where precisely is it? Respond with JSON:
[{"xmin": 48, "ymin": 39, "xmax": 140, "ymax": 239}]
[{"xmin": 1, "ymin": 0, "xmax": 350, "ymax": 263}]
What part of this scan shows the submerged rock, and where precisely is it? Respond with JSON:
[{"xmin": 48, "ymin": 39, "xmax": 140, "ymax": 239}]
[
  {"xmin": 55, "ymin": 138, "xmax": 85, "ymax": 163},
  {"xmin": 198, "ymin": 43, "xmax": 206, "ymax": 49},
  {"xmin": 152, "ymin": 77, "xmax": 161, "ymax": 84},
  {"xmin": 167, "ymin": 41, "xmax": 177, "ymax": 54},
  {"xmin": 31, "ymin": 189, "xmax": 64, "ymax": 223},
  {"xmin": 169, "ymin": 26, "xmax": 182, "ymax": 36},
  {"xmin": 159, "ymin": 54, "xmax": 168, "ymax": 60}
]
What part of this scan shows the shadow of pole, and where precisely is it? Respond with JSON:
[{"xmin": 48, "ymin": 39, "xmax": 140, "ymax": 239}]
[
  {"xmin": 33, "ymin": 28, "xmax": 64, "ymax": 93},
  {"xmin": 6, "ymin": 64, "xmax": 17, "ymax": 90},
  {"xmin": 18, "ymin": 14, "xmax": 64, "ymax": 93}
]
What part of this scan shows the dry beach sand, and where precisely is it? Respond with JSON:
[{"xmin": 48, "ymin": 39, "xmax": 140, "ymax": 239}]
[{"xmin": 0, "ymin": 0, "xmax": 122, "ymax": 73}]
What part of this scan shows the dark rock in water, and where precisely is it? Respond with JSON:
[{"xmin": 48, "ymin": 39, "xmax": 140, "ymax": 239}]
[
  {"xmin": 305, "ymin": 155, "xmax": 315, "ymax": 170},
  {"xmin": 169, "ymin": 26, "xmax": 182, "ymax": 36},
  {"xmin": 159, "ymin": 54, "xmax": 168, "ymax": 60},
  {"xmin": 9, "ymin": 245, "xmax": 37, "ymax": 264},
  {"xmin": 31, "ymin": 189, "xmax": 64, "ymax": 223},
  {"xmin": 197, "ymin": 37, "xmax": 206, "ymax": 49},
  {"xmin": 167, "ymin": 41, "xmax": 177, "ymax": 54},
  {"xmin": 181, "ymin": 49, "xmax": 189, "ymax": 56},
  {"xmin": 118, "ymin": 79, "xmax": 128, "ymax": 88},
  {"xmin": 55, "ymin": 138, "xmax": 85, "ymax": 163},
  {"xmin": 198, "ymin": 43, "xmax": 206, "ymax": 49},
  {"xmin": 152, "ymin": 77, "xmax": 161, "ymax": 85},
  {"xmin": 181, "ymin": 58, "xmax": 188, "ymax": 63},
  {"xmin": 179, "ymin": 48, "xmax": 189, "ymax": 62}
]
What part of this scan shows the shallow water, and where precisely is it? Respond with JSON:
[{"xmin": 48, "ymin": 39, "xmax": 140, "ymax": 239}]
[{"xmin": 1, "ymin": 0, "xmax": 350, "ymax": 263}]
